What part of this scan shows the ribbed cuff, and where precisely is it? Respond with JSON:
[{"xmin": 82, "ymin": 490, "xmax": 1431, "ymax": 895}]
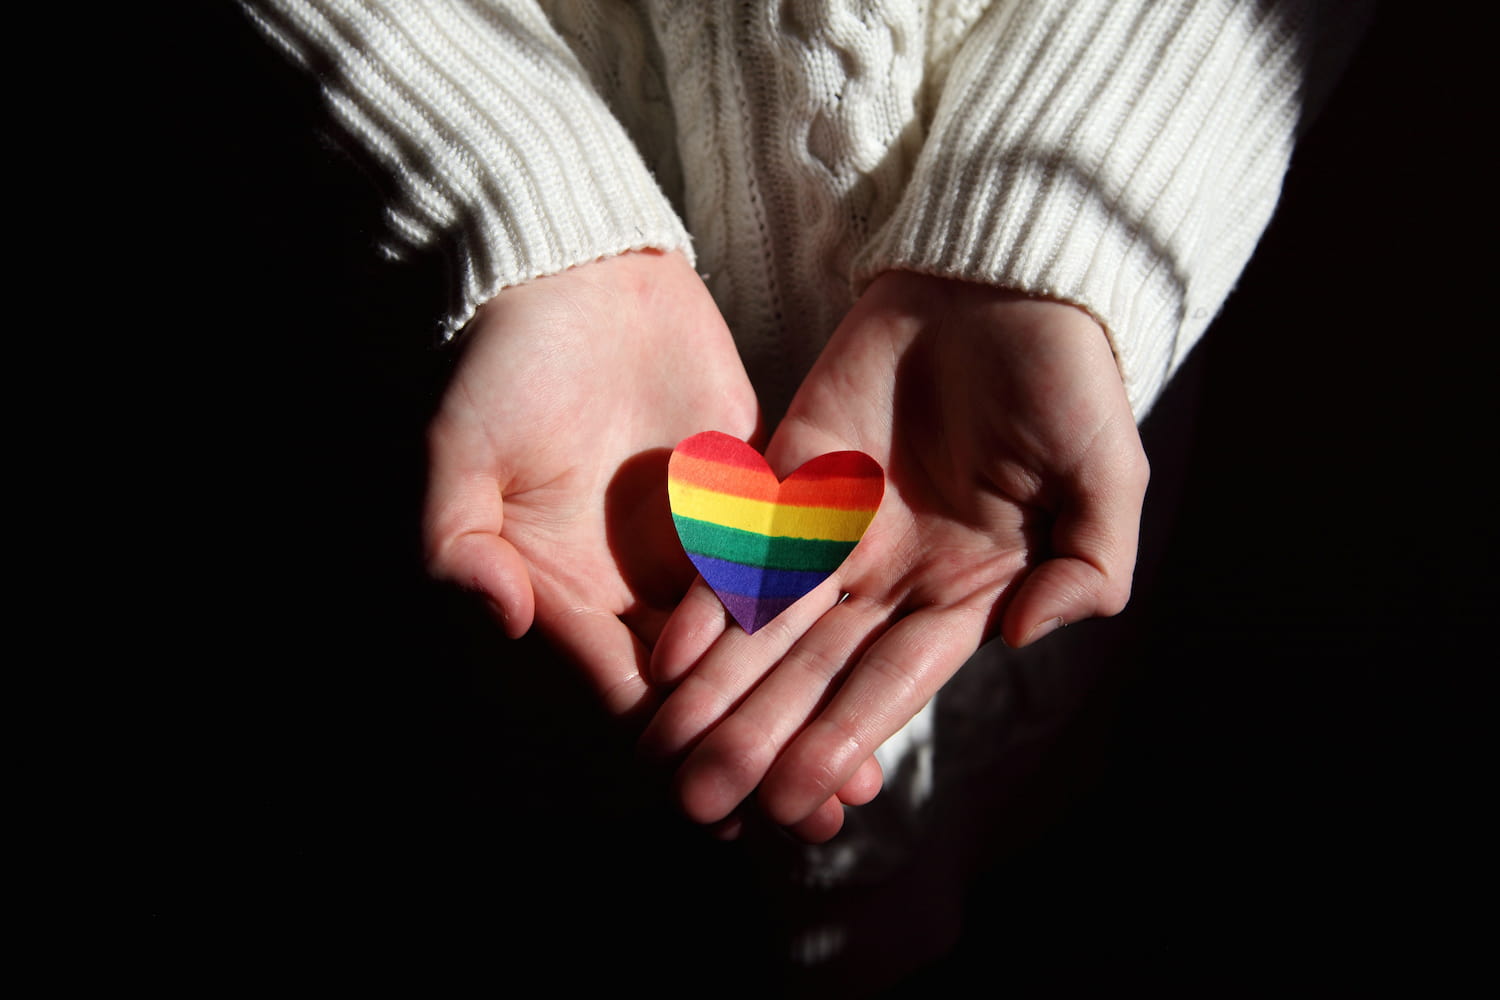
[
  {"xmin": 246, "ymin": 0, "xmax": 692, "ymax": 336},
  {"xmin": 857, "ymin": 1, "xmax": 1312, "ymax": 418}
]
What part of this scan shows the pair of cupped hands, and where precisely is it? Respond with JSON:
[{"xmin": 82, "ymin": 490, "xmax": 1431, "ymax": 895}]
[{"xmin": 424, "ymin": 249, "xmax": 1148, "ymax": 843}]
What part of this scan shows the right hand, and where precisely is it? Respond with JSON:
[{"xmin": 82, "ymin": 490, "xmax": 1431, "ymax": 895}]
[
  {"xmin": 642, "ymin": 271, "xmax": 1149, "ymax": 840},
  {"xmin": 422, "ymin": 250, "xmax": 759, "ymax": 719}
]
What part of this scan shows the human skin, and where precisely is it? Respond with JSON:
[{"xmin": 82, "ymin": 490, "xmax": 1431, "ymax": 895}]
[
  {"xmin": 423, "ymin": 254, "xmax": 1147, "ymax": 843},
  {"xmin": 422, "ymin": 250, "xmax": 762, "ymax": 715},
  {"xmin": 640, "ymin": 270, "xmax": 1149, "ymax": 842},
  {"xmin": 421, "ymin": 249, "xmax": 883, "ymax": 815}
]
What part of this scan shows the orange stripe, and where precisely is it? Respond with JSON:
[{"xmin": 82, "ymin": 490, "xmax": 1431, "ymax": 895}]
[
  {"xmin": 669, "ymin": 454, "xmax": 779, "ymax": 502},
  {"xmin": 670, "ymin": 454, "xmax": 881, "ymax": 510},
  {"xmin": 778, "ymin": 477, "xmax": 882, "ymax": 510}
]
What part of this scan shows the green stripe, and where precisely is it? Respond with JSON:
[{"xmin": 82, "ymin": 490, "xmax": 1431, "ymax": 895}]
[{"xmin": 673, "ymin": 515, "xmax": 856, "ymax": 572}]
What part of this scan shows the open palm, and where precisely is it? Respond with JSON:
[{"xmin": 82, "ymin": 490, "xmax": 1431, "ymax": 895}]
[
  {"xmin": 424, "ymin": 250, "xmax": 759, "ymax": 718},
  {"xmin": 642, "ymin": 271, "xmax": 1149, "ymax": 839}
]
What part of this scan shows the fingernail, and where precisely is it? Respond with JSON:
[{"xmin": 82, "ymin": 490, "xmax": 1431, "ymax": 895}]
[{"xmin": 1024, "ymin": 616, "xmax": 1065, "ymax": 645}]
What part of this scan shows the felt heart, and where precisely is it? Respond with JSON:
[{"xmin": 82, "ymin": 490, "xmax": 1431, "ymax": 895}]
[{"xmin": 668, "ymin": 431, "xmax": 884, "ymax": 634}]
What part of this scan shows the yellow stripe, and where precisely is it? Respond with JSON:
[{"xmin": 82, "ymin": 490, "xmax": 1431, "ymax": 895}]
[{"xmin": 669, "ymin": 481, "xmax": 875, "ymax": 541}]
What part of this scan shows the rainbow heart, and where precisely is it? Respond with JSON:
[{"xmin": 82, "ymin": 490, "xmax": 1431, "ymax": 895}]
[{"xmin": 668, "ymin": 431, "xmax": 884, "ymax": 634}]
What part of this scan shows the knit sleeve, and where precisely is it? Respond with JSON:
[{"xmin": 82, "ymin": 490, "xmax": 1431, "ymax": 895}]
[
  {"xmin": 242, "ymin": 0, "xmax": 693, "ymax": 336},
  {"xmin": 856, "ymin": 1, "xmax": 1364, "ymax": 419}
]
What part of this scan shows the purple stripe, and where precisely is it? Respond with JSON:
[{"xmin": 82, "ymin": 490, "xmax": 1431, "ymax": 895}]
[
  {"xmin": 718, "ymin": 592, "xmax": 805, "ymax": 635},
  {"xmin": 686, "ymin": 553, "xmax": 831, "ymax": 599}
]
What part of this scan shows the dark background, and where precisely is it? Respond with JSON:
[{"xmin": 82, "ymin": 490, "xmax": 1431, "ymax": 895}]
[{"xmin": 143, "ymin": 5, "xmax": 1483, "ymax": 992}]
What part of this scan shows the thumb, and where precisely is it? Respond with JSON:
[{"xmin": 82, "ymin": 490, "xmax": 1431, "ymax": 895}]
[
  {"xmin": 429, "ymin": 529, "xmax": 537, "ymax": 639},
  {"xmin": 424, "ymin": 448, "xmax": 536, "ymax": 637},
  {"xmin": 1002, "ymin": 449, "xmax": 1149, "ymax": 647}
]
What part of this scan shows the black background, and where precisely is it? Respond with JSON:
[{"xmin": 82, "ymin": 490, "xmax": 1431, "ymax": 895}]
[{"xmin": 138, "ymin": 5, "xmax": 1485, "ymax": 992}]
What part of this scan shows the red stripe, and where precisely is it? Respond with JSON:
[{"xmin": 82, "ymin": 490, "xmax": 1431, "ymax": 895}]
[
  {"xmin": 787, "ymin": 451, "xmax": 883, "ymax": 481},
  {"xmin": 671, "ymin": 432, "xmax": 883, "ymax": 509},
  {"xmin": 672, "ymin": 432, "xmax": 771, "ymax": 473}
]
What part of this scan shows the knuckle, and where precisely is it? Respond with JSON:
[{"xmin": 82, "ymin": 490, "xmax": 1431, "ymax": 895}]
[
  {"xmin": 1096, "ymin": 573, "xmax": 1134, "ymax": 617},
  {"xmin": 862, "ymin": 652, "xmax": 923, "ymax": 717},
  {"xmin": 765, "ymin": 729, "xmax": 862, "ymax": 825},
  {"xmin": 703, "ymin": 718, "xmax": 777, "ymax": 787},
  {"xmin": 597, "ymin": 670, "xmax": 649, "ymax": 718},
  {"xmin": 1131, "ymin": 449, "xmax": 1151, "ymax": 491},
  {"xmin": 786, "ymin": 640, "xmax": 848, "ymax": 686},
  {"xmin": 422, "ymin": 534, "xmax": 457, "ymax": 581}
]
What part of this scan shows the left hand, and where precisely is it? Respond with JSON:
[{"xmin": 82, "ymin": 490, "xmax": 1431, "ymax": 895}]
[
  {"xmin": 422, "ymin": 250, "xmax": 760, "ymax": 720},
  {"xmin": 640, "ymin": 271, "xmax": 1149, "ymax": 841}
]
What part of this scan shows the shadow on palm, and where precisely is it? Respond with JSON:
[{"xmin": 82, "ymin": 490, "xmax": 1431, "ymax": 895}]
[{"xmin": 603, "ymin": 446, "xmax": 699, "ymax": 650}]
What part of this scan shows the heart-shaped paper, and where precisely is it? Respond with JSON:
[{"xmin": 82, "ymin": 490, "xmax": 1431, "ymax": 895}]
[{"xmin": 668, "ymin": 431, "xmax": 884, "ymax": 634}]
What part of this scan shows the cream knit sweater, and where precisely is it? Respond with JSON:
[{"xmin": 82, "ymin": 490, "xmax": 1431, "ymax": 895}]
[{"xmin": 246, "ymin": 0, "xmax": 1356, "ymax": 421}]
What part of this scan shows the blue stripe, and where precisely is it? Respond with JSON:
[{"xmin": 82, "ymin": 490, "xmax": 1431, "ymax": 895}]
[{"xmin": 687, "ymin": 552, "xmax": 831, "ymax": 598}]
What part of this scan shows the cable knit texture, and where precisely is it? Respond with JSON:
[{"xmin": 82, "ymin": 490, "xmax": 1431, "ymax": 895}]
[{"xmin": 245, "ymin": 0, "xmax": 1359, "ymax": 420}]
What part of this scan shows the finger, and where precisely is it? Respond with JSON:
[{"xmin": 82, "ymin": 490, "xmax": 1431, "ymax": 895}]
[
  {"xmin": 1002, "ymin": 443, "xmax": 1149, "ymax": 646},
  {"xmin": 429, "ymin": 530, "xmax": 536, "ymax": 639},
  {"xmin": 638, "ymin": 576, "xmax": 843, "ymax": 761},
  {"xmin": 758, "ymin": 604, "xmax": 986, "ymax": 826},
  {"xmin": 708, "ymin": 812, "xmax": 745, "ymax": 841},
  {"xmin": 1002, "ymin": 557, "xmax": 1116, "ymax": 647},
  {"xmin": 620, "ymin": 604, "xmax": 678, "ymax": 654},
  {"xmin": 534, "ymin": 599, "xmax": 657, "ymax": 721},
  {"xmin": 673, "ymin": 593, "xmax": 892, "ymax": 825},
  {"xmin": 648, "ymin": 577, "xmax": 732, "ymax": 686},
  {"xmin": 423, "ymin": 443, "xmax": 536, "ymax": 636},
  {"xmin": 836, "ymin": 753, "xmax": 883, "ymax": 806},
  {"xmin": 787, "ymin": 796, "xmax": 845, "ymax": 844},
  {"xmin": 764, "ymin": 415, "xmax": 872, "ymax": 481}
]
